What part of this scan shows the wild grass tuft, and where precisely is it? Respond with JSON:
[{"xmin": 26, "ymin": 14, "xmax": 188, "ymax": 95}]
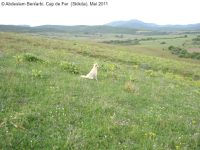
[{"xmin": 124, "ymin": 81, "xmax": 137, "ymax": 93}]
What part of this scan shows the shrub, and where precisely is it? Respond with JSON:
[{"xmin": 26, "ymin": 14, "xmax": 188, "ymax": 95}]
[
  {"xmin": 168, "ymin": 46, "xmax": 200, "ymax": 60},
  {"xmin": 23, "ymin": 53, "xmax": 44, "ymax": 63},
  {"xmin": 192, "ymin": 37, "xmax": 200, "ymax": 41},
  {"xmin": 102, "ymin": 39, "xmax": 139, "ymax": 45},
  {"xmin": 60, "ymin": 61, "xmax": 79, "ymax": 74},
  {"xmin": 190, "ymin": 52, "xmax": 200, "ymax": 60},
  {"xmin": 14, "ymin": 53, "xmax": 45, "ymax": 64},
  {"xmin": 168, "ymin": 45, "xmax": 175, "ymax": 50},
  {"xmin": 101, "ymin": 63, "xmax": 119, "ymax": 79},
  {"xmin": 160, "ymin": 41, "xmax": 166, "ymax": 44},
  {"xmin": 192, "ymin": 36, "xmax": 200, "ymax": 45},
  {"xmin": 101, "ymin": 63, "xmax": 118, "ymax": 72}
]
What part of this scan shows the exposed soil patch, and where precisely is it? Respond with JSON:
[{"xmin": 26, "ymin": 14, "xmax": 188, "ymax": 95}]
[{"xmin": 188, "ymin": 48, "xmax": 200, "ymax": 53}]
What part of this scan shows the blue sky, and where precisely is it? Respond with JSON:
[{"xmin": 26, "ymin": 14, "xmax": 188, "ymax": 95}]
[{"xmin": 0, "ymin": 0, "xmax": 199, "ymax": 26}]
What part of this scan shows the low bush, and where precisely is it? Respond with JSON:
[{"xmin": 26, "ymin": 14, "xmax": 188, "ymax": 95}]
[
  {"xmin": 101, "ymin": 63, "xmax": 118, "ymax": 72},
  {"xmin": 60, "ymin": 61, "xmax": 79, "ymax": 74},
  {"xmin": 192, "ymin": 36, "xmax": 200, "ymax": 45},
  {"xmin": 160, "ymin": 41, "xmax": 166, "ymax": 44},
  {"xmin": 102, "ymin": 39, "xmax": 140, "ymax": 45},
  {"xmin": 23, "ymin": 53, "xmax": 44, "ymax": 62},
  {"xmin": 192, "ymin": 37, "xmax": 200, "ymax": 41},
  {"xmin": 168, "ymin": 46, "xmax": 200, "ymax": 60}
]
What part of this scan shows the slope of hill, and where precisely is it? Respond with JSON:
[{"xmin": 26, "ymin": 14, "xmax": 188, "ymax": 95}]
[
  {"xmin": 0, "ymin": 25, "xmax": 137, "ymax": 34},
  {"xmin": 1, "ymin": 22, "xmax": 200, "ymax": 36},
  {"xmin": 0, "ymin": 32, "xmax": 200, "ymax": 149}
]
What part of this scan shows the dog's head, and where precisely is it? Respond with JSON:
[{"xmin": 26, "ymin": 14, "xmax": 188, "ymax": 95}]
[{"xmin": 93, "ymin": 63, "xmax": 99, "ymax": 68}]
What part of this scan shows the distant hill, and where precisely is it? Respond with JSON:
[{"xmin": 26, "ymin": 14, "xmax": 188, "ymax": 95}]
[
  {"xmin": 106, "ymin": 19, "xmax": 159, "ymax": 29},
  {"xmin": 1, "ymin": 20, "xmax": 200, "ymax": 35},
  {"xmin": 106, "ymin": 19, "xmax": 200, "ymax": 30}
]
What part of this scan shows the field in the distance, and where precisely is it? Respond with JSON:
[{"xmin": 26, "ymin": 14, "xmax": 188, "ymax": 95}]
[{"xmin": 0, "ymin": 31, "xmax": 200, "ymax": 149}]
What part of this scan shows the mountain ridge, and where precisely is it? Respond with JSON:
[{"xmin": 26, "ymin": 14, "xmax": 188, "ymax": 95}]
[
  {"xmin": 0, "ymin": 19, "xmax": 200, "ymax": 34},
  {"xmin": 106, "ymin": 19, "xmax": 200, "ymax": 30}
]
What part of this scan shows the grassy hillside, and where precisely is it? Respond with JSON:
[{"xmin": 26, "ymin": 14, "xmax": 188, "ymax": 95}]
[
  {"xmin": 0, "ymin": 32, "xmax": 200, "ymax": 149},
  {"xmin": 0, "ymin": 25, "xmax": 138, "ymax": 35}
]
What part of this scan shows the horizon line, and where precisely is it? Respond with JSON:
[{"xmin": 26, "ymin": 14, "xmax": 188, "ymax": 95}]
[{"xmin": 0, "ymin": 19, "xmax": 200, "ymax": 27}]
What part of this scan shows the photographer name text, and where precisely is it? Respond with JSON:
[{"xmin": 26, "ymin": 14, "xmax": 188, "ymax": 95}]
[{"xmin": 1, "ymin": 1, "xmax": 108, "ymax": 7}]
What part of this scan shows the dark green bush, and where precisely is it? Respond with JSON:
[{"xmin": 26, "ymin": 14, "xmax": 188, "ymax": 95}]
[
  {"xmin": 192, "ymin": 37, "xmax": 200, "ymax": 41},
  {"xmin": 192, "ymin": 36, "xmax": 200, "ymax": 45},
  {"xmin": 160, "ymin": 41, "xmax": 166, "ymax": 44},
  {"xmin": 168, "ymin": 46, "xmax": 200, "ymax": 60},
  {"xmin": 102, "ymin": 39, "xmax": 139, "ymax": 45},
  {"xmin": 23, "ymin": 53, "xmax": 44, "ymax": 62}
]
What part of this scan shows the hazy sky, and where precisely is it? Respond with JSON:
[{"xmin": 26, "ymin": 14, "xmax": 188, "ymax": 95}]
[{"xmin": 0, "ymin": 0, "xmax": 199, "ymax": 26}]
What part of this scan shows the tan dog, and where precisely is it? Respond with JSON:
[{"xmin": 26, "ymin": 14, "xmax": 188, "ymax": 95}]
[{"xmin": 81, "ymin": 63, "xmax": 99, "ymax": 80}]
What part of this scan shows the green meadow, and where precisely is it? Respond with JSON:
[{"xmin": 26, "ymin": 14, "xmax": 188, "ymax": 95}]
[{"xmin": 0, "ymin": 31, "xmax": 200, "ymax": 149}]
